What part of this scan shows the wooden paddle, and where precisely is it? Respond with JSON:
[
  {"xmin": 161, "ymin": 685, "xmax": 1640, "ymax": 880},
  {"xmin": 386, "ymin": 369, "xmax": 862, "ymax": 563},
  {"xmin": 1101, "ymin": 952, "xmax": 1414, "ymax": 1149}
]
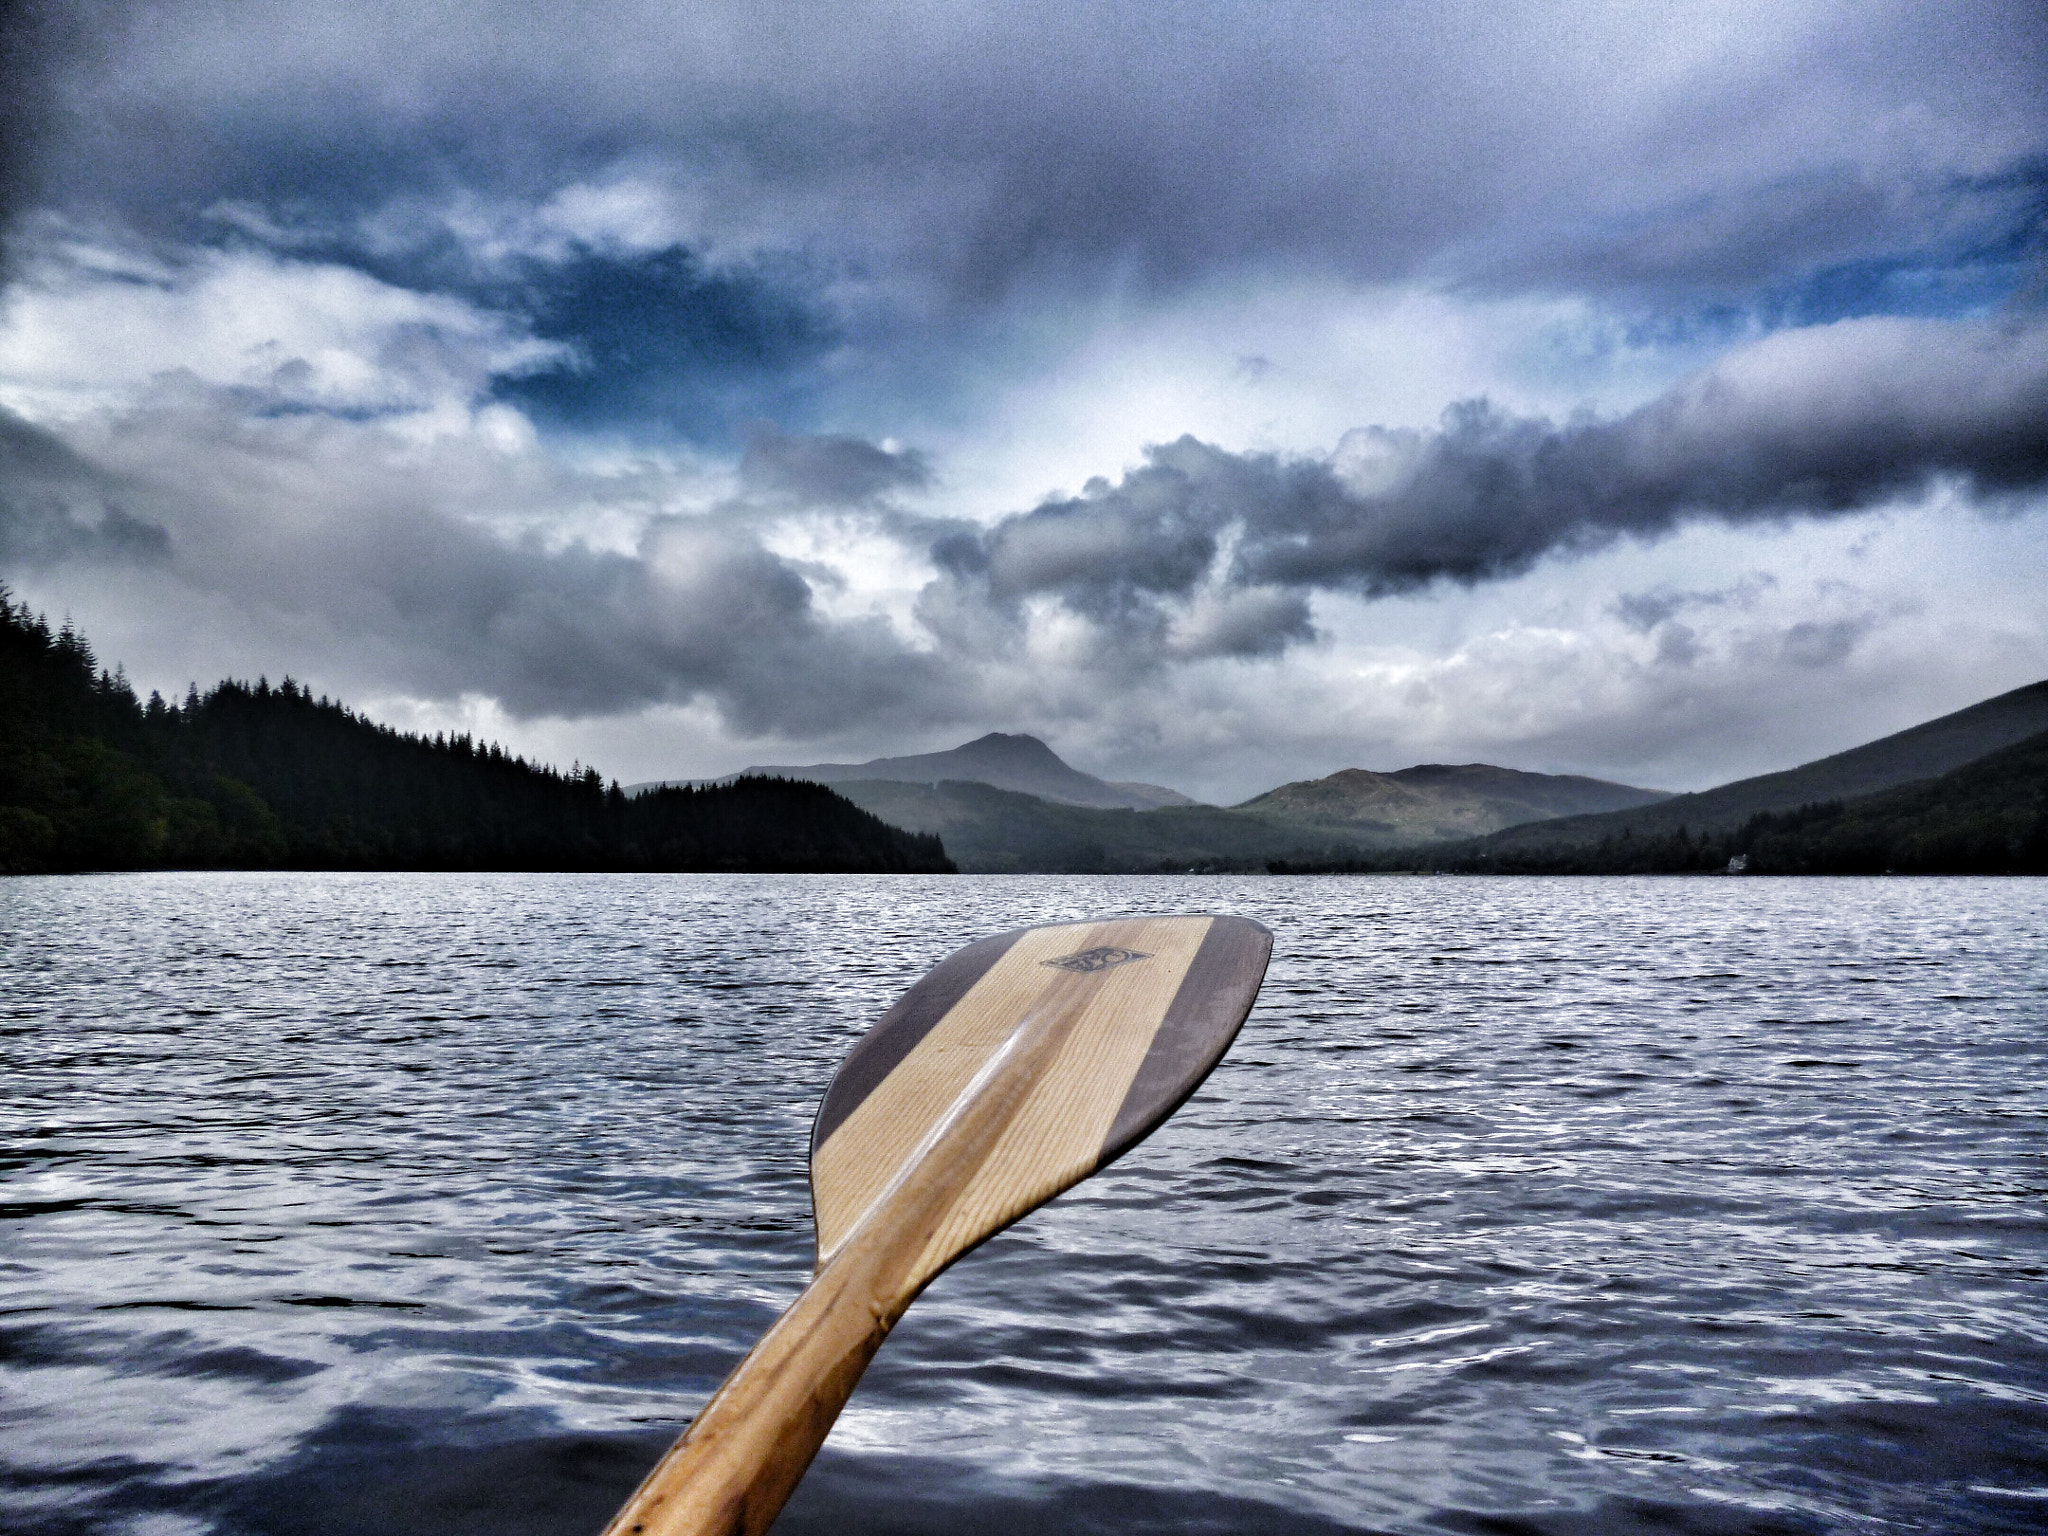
[{"xmin": 600, "ymin": 912, "xmax": 1272, "ymax": 1536}]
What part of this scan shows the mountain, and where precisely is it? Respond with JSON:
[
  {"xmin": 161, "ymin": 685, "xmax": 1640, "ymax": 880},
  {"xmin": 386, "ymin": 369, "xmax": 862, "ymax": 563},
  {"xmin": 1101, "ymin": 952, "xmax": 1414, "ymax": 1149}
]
[
  {"xmin": 732, "ymin": 732, "xmax": 1197, "ymax": 810},
  {"xmin": 822, "ymin": 757, "xmax": 1665, "ymax": 872},
  {"xmin": 1472, "ymin": 677, "xmax": 2048, "ymax": 855},
  {"xmin": 828, "ymin": 779, "xmax": 1375, "ymax": 873},
  {"xmin": 1306, "ymin": 726, "xmax": 2047, "ymax": 877},
  {"xmin": 1108, "ymin": 779, "xmax": 1200, "ymax": 807},
  {"xmin": 1235, "ymin": 763, "xmax": 1667, "ymax": 841},
  {"xmin": 617, "ymin": 678, "xmax": 2048, "ymax": 875},
  {"xmin": 1723, "ymin": 728, "xmax": 2047, "ymax": 874}
]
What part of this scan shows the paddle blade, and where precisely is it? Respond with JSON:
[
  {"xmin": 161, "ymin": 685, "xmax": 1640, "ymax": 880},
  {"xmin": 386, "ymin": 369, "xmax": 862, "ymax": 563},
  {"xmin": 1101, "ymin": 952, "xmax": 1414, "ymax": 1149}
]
[{"xmin": 808, "ymin": 913, "xmax": 1271, "ymax": 1274}]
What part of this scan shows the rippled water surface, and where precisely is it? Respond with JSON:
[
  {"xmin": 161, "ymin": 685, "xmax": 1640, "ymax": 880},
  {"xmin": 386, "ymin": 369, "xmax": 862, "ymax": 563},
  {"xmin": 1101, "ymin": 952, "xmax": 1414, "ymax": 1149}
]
[{"xmin": 4, "ymin": 872, "xmax": 2046, "ymax": 1536}]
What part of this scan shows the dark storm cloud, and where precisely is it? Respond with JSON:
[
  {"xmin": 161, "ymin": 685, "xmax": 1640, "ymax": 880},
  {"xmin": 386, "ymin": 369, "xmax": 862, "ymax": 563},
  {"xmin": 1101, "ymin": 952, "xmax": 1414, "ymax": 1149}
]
[
  {"xmin": 24, "ymin": 309, "xmax": 2021, "ymax": 732},
  {"xmin": 0, "ymin": 0, "xmax": 88, "ymax": 276},
  {"xmin": 1612, "ymin": 574, "xmax": 1776, "ymax": 633},
  {"xmin": 0, "ymin": 407, "xmax": 170, "ymax": 565},
  {"xmin": 740, "ymin": 425, "xmax": 930, "ymax": 504},
  {"xmin": 24, "ymin": 1, "xmax": 2047, "ymax": 314},
  {"xmin": 1780, "ymin": 614, "xmax": 1876, "ymax": 670},
  {"xmin": 943, "ymin": 317, "xmax": 2048, "ymax": 645},
  {"xmin": 5, "ymin": 3, "xmax": 2046, "ymax": 761},
  {"xmin": 0, "ymin": 385, "xmax": 966, "ymax": 731},
  {"xmin": 272, "ymin": 510, "xmax": 962, "ymax": 730},
  {"xmin": 3, "ymin": 312, "xmax": 2039, "ymax": 757},
  {"xmin": 317, "ymin": 512, "xmax": 963, "ymax": 728},
  {"xmin": 0, "ymin": 1, "xmax": 41, "ymax": 247}
]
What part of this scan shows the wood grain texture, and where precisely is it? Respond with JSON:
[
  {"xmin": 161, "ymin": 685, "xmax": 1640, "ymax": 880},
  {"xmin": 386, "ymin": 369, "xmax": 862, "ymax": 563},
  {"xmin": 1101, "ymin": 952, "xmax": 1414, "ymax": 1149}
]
[
  {"xmin": 1102, "ymin": 914, "xmax": 1272, "ymax": 1164},
  {"xmin": 599, "ymin": 913, "xmax": 1272, "ymax": 1536},
  {"xmin": 810, "ymin": 928, "xmax": 1021, "ymax": 1149},
  {"xmin": 812, "ymin": 915, "xmax": 1212, "ymax": 1265}
]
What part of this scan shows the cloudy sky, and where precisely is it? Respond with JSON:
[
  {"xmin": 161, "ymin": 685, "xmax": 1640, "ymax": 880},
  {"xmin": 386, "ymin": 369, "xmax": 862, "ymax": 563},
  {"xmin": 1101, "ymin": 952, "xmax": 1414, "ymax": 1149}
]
[{"xmin": 1, "ymin": 0, "xmax": 2043, "ymax": 801}]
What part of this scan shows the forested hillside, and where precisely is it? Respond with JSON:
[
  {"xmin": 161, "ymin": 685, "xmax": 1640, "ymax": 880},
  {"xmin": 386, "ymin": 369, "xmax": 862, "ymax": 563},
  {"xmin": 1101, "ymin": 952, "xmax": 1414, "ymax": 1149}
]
[
  {"xmin": 1273, "ymin": 729, "xmax": 2048, "ymax": 876},
  {"xmin": 1472, "ymin": 678, "xmax": 2048, "ymax": 856},
  {"xmin": 0, "ymin": 591, "xmax": 952, "ymax": 875}
]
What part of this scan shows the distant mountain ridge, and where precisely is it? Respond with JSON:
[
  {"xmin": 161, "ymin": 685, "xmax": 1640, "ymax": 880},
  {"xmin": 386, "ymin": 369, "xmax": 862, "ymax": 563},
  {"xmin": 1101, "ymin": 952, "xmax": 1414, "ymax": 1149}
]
[
  {"xmin": 1271, "ymin": 723, "xmax": 2048, "ymax": 876},
  {"xmin": 739, "ymin": 732, "xmax": 1197, "ymax": 810},
  {"xmin": 1472, "ymin": 678, "xmax": 2048, "ymax": 854},
  {"xmin": 828, "ymin": 779, "xmax": 1352, "ymax": 873},
  {"xmin": 620, "ymin": 681, "xmax": 2048, "ymax": 874},
  {"xmin": 783, "ymin": 738, "xmax": 1672, "ymax": 871},
  {"xmin": 632, "ymin": 734, "xmax": 1678, "ymax": 869},
  {"xmin": 827, "ymin": 760, "xmax": 1670, "ymax": 875},
  {"xmin": 1236, "ymin": 762, "xmax": 1668, "ymax": 841}
]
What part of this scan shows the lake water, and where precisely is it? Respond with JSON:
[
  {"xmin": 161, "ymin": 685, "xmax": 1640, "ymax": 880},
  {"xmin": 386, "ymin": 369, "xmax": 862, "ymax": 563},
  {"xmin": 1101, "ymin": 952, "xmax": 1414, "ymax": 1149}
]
[{"xmin": 3, "ymin": 872, "xmax": 2046, "ymax": 1536}]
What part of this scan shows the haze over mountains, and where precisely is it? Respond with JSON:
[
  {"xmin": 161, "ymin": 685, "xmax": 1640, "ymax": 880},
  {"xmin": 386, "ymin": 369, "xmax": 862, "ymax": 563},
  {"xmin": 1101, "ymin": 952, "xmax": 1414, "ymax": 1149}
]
[
  {"xmin": 630, "ymin": 732, "xmax": 1675, "ymax": 872},
  {"xmin": 11, "ymin": 565, "xmax": 2036, "ymax": 876},
  {"xmin": 743, "ymin": 734, "xmax": 1197, "ymax": 811},
  {"xmin": 629, "ymin": 679, "xmax": 2048, "ymax": 874}
]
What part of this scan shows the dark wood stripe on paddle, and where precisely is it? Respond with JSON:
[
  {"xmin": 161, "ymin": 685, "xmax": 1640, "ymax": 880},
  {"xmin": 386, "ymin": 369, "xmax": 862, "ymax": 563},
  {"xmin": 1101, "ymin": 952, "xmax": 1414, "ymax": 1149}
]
[
  {"xmin": 1100, "ymin": 914, "xmax": 1272, "ymax": 1166},
  {"xmin": 809, "ymin": 927, "xmax": 1021, "ymax": 1152}
]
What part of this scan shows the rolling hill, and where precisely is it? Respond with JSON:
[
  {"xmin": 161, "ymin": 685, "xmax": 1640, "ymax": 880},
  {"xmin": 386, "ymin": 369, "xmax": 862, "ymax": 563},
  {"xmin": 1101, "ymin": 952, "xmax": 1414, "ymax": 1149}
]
[
  {"xmin": 1725, "ymin": 727, "xmax": 2048, "ymax": 874},
  {"xmin": 1345, "ymin": 726, "xmax": 2048, "ymax": 876},
  {"xmin": 1235, "ymin": 763, "xmax": 1667, "ymax": 841}
]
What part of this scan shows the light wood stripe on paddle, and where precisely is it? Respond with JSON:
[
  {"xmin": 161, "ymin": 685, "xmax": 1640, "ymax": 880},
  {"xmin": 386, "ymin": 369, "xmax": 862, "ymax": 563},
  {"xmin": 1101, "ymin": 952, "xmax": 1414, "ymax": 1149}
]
[
  {"xmin": 909, "ymin": 916, "xmax": 1210, "ymax": 1275},
  {"xmin": 810, "ymin": 916, "xmax": 1210, "ymax": 1264}
]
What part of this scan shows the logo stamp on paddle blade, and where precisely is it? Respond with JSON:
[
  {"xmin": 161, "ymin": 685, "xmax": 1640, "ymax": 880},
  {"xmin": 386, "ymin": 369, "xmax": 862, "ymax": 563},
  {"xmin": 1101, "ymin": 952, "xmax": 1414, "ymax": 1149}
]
[{"xmin": 1043, "ymin": 946, "xmax": 1151, "ymax": 973}]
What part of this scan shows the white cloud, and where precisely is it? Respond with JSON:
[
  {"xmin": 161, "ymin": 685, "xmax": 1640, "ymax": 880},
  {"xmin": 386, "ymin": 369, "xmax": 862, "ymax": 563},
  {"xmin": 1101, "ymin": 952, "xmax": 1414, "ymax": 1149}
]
[{"xmin": 0, "ymin": 233, "xmax": 563, "ymax": 422}]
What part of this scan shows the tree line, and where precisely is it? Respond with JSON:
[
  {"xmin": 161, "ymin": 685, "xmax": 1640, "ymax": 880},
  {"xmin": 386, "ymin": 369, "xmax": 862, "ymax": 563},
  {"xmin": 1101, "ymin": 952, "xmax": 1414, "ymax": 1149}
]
[{"xmin": 0, "ymin": 589, "xmax": 953, "ymax": 875}]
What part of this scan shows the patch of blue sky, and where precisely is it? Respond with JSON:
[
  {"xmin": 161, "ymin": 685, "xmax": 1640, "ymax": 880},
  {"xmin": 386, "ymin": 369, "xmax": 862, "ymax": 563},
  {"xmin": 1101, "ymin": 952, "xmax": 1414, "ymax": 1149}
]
[
  {"xmin": 1767, "ymin": 247, "xmax": 2043, "ymax": 329},
  {"xmin": 1758, "ymin": 165, "xmax": 2042, "ymax": 326},
  {"xmin": 1611, "ymin": 302, "xmax": 1759, "ymax": 356},
  {"xmin": 200, "ymin": 212, "xmax": 846, "ymax": 445},
  {"xmin": 1620, "ymin": 239, "xmax": 2043, "ymax": 354},
  {"xmin": 487, "ymin": 246, "xmax": 838, "ymax": 444}
]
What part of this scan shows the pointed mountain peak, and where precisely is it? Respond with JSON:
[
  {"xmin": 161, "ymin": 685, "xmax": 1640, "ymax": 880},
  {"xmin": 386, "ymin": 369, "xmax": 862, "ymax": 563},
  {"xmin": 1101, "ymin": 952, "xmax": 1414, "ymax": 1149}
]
[
  {"xmin": 952, "ymin": 732, "xmax": 1066, "ymax": 763},
  {"xmin": 733, "ymin": 732, "xmax": 1191, "ymax": 810}
]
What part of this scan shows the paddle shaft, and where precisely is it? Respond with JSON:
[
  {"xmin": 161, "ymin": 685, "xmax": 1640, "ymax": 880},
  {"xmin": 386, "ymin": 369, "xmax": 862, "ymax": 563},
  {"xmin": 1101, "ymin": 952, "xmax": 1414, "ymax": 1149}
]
[{"xmin": 600, "ymin": 991, "xmax": 1080, "ymax": 1536}]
